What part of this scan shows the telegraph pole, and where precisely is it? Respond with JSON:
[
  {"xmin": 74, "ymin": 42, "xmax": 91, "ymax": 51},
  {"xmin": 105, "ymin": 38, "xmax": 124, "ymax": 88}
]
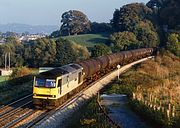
[
  {"xmin": 117, "ymin": 65, "xmax": 121, "ymax": 80},
  {"xmin": 4, "ymin": 53, "xmax": 7, "ymax": 70},
  {"xmin": 8, "ymin": 52, "xmax": 10, "ymax": 70}
]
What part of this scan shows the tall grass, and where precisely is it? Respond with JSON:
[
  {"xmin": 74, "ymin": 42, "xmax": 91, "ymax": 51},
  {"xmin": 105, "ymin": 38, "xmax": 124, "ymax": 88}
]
[
  {"xmin": 121, "ymin": 51, "xmax": 180, "ymax": 127},
  {"xmin": 100, "ymin": 51, "xmax": 180, "ymax": 127}
]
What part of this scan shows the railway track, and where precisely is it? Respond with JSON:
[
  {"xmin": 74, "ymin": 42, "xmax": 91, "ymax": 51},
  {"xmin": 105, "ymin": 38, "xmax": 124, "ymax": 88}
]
[
  {"xmin": 0, "ymin": 70, "xmax": 111, "ymax": 127},
  {"xmin": 0, "ymin": 88, "xmax": 89, "ymax": 127},
  {"xmin": 30, "ymin": 56, "xmax": 155, "ymax": 128},
  {"xmin": 18, "ymin": 68, "xmax": 122, "ymax": 127},
  {"xmin": 0, "ymin": 94, "xmax": 32, "ymax": 116},
  {"xmin": 15, "ymin": 78, "xmax": 100, "ymax": 127},
  {"xmin": 0, "ymin": 56, "xmax": 154, "ymax": 127},
  {"xmin": 0, "ymin": 94, "xmax": 35, "ymax": 128}
]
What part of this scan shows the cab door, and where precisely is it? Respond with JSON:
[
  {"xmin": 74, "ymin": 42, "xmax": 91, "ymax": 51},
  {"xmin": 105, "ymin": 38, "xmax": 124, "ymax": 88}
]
[{"xmin": 58, "ymin": 79, "xmax": 62, "ymax": 95}]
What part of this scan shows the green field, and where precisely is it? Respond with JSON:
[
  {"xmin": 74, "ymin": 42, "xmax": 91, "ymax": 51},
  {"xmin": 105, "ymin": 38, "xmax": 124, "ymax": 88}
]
[
  {"xmin": 0, "ymin": 76, "xmax": 9, "ymax": 83},
  {"xmin": 62, "ymin": 33, "xmax": 110, "ymax": 48}
]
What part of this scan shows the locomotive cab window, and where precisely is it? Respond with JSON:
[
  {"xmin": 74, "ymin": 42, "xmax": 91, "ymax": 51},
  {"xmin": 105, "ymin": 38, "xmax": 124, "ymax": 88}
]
[
  {"xmin": 45, "ymin": 79, "xmax": 56, "ymax": 88},
  {"xmin": 35, "ymin": 78, "xmax": 56, "ymax": 88},
  {"xmin": 35, "ymin": 78, "xmax": 45, "ymax": 87}
]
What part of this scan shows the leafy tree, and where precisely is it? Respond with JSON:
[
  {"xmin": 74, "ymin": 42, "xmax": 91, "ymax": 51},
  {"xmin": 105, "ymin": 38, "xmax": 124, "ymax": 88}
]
[
  {"xmin": 50, "ymin": 30, "xmax": 60, "ymax": 38},
  {"xmin": 90, "ymin": 22, "xmax": 112, "ymax": 34},
  {"xmin": 56, "ymin": 38, "xmax": 90, "ymax": 66},
  {"xmin": 91, "ymin": 44, "xmax": 111, "ymax": 57},
  {"xmin": 60, "ymin": 10, "xmax": 91, "ymax": 36},
  {"xmin": 110, "ymin": 9, "xmax": 121, "ymax": 32},
  {"xmin": 111, "ymin": 3, "xmax": 159, "ymax": 48},
  {"xmin": 136, "ymin": 20, "xmax": 159, "ymax": 47},
  {"xmin": 111, "ymin": 3, "xmax": 152, "ymax": 32},
  {"xmin": 147, "ymin": 0, "xmax": 180, "ymax": 30},
  {"xmin": 110, "ymin": 31, "xmax": 139, "ymax": 52},
  {"xmin": 31, "ymin": 38, "xmax": 57, "ymax": 67},
  {"xmin": 0, "ymin": 40, "xmax": 24, "ymax": 67},
  {"xmin": 166, "ymin": 33, "xmax": 180, "ymax": 57},
  {"xmin": 5, "ymin": 36, "xmax": 19, "ymax": 44},
  {"xmin": 159, "ymin": 0, "xmax": 180, "ymax": 29},
  {"xmin": 146, "ymin": 0, "xmax": 165, "ymax": 10}
]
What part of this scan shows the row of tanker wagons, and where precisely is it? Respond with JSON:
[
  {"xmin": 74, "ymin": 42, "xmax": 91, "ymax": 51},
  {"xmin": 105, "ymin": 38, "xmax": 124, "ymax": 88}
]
[{"xmin": 33, "ymin": 48, "xmax": 154, "ymax": 109}]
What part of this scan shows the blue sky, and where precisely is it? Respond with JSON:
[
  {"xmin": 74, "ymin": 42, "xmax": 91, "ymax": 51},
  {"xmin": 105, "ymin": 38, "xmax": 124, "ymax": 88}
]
[{"xmin": 0, "ymin": 0, "xmax": 149, "ymax": 26}]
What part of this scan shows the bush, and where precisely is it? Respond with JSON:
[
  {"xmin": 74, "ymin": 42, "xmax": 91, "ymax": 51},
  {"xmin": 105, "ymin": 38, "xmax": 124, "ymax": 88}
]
[{"xmin": 10, "ymin": 67, "xmax": 32, "ymax": 79}]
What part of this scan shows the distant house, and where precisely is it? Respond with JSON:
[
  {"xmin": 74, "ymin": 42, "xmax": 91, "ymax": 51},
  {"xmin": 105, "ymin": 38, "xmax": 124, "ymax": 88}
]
[
  {"xmin": 19, "ymin": 34, "xmax": 46, "ymax": 42},
  {"xmin": 0, "ymin": 69, "xmax": 13, "ymax": 76},
  {"xmin": 0, "ymin": 38, "xmax": 6, "ymax": 44}
]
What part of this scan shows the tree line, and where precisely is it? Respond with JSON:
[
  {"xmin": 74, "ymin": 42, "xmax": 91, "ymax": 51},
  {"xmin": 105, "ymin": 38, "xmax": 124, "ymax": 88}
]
[
  {"xmin": 0, "ymin": 38, "xmax": 89, "ymax": 67},
  {"xmin": 0, "ymin": 0, "xmax": 179, "ymax": 68},
  {"xmin": 52, "ymin": 1, "xmax": 180, "ymax": 56}
]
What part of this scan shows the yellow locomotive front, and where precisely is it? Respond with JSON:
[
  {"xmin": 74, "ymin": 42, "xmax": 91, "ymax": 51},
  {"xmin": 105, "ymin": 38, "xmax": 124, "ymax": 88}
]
[
  {"xmin": 33, "ymin": 64, "xmax": 84, "ymax": 109},
  {"xmin": 33, "ymin": 77, "xmax": 59, "ymax": 109}
]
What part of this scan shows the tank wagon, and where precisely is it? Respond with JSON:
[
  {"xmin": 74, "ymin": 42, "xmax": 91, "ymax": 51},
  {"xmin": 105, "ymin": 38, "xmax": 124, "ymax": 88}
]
[{"xmin": 33, "ymin": 48, "xmax": 154, "ymax": 109}]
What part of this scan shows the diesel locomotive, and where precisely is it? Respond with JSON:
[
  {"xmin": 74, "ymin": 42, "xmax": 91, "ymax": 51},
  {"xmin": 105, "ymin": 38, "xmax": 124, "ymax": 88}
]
[{"xmin": 33, "ymin": 48, "xmax": 154, "ymax": 109}]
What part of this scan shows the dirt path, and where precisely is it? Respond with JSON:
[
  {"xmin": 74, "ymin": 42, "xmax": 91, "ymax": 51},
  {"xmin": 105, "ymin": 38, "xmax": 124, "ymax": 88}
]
[{"xmin": 100, "ymin": 94, "xmax": 152, "ymax": 128}]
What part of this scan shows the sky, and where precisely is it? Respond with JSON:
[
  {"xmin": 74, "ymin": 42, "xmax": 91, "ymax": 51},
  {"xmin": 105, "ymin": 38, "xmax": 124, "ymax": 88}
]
[{"xmin": 0, "ymin": 0, "xmax": 149, "ymax": 26}]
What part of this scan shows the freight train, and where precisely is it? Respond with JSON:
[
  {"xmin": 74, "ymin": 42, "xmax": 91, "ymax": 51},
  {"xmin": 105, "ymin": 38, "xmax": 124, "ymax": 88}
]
[{"xmin": 33, "ymin": 48, "xmax": 154, "ymax": 109}]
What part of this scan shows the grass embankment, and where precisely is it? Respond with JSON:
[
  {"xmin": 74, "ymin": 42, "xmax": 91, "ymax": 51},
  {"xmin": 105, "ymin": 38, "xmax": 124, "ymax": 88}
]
[
  {"xmin": 104, "ymin": 51, "xmax": 180, "ymax": 128},
  {"xmin": 0, "ymin": 76, "xmax": 9, "ymax": 83},
  {"xmin": 0, "ymin": 67, "xmax": 38, "ymax": 105},
  {"xmin": 67, "ymin": 51, "xmax": 180, "ymax": 128},
  {"xmin": 65, "ymin": 97, "xmax": 112, "ymax": 128},
  {"xmin": 62, "ymin": 33, "xmax": 110, "ymax": 49}
]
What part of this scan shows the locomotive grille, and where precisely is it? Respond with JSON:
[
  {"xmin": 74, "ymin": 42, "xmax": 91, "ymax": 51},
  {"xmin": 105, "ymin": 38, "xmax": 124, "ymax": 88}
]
[{"xmin": 35, "ymin": 94, "xmax": 55, "ymax": 98}]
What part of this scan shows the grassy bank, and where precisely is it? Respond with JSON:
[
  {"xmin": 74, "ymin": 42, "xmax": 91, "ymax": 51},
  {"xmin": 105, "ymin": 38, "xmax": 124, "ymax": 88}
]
[
  {"xmin": 65, "ymin": 97, "xmax": 112, "ymax": 128},
  {"xmin": 0, "ymin": 67, "xmax": 38, "ymax": 105},
  {"xmin": 66, "ymin": 51, "xmax": 180, "ymax": 128},
  {"xmin": 103, "ymin": 51, "xmax": 180, "ymax": 128},
  {"xmin": 62, "ymin": 33, "xmax": 110, "ymax": 49}
]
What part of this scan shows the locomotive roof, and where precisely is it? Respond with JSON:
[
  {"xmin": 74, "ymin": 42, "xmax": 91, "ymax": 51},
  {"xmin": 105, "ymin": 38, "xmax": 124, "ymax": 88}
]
[{"xmin": 36, "ymin": 63, "xmax": 82, "ymax": 79}]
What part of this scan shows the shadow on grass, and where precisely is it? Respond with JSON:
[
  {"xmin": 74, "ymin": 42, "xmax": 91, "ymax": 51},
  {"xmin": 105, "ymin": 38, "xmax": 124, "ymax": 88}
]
[
  {"xmin": 87, "ymin": 38, "xmax": 110, "ymax": 45},
  {"xmin": 0, "ymin": 75, "xmax": 33, "ymax": 105}
]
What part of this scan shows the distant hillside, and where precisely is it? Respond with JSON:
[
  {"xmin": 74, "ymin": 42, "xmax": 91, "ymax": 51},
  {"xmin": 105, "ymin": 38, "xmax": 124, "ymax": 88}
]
[
  {"xmin": 62, "ymin": 33, "xmax": 110, "ymax": 48},
  {"xmin": 0, "ymin": 23, "xmax": 59, "ymax": 34}
]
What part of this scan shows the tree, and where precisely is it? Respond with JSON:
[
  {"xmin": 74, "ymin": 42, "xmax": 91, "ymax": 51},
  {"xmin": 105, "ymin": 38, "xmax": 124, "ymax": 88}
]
[
  {"xmin": 110, "ymin": 3, "xmax": 159, "ymax": 48},
  {"xmin": 147, "ymin": 0, "xmax": 180, "ymax": 30},
  {"xmin": 111, "ymin": 3, "xmax": 152, "ymax": 32},
  {"xmin": 6, "ymin": 36, "xmax": 19, "ymax": 44},
  {"xmin": 146, "ymin": 0, "xmax": 165, "ymax": 10},
  {"xmin": 90, "ymin": 22, "xmax": 112, "ymax": 34},
  {"xmin": 135, "ymin": 20, "xmax": 159, "ymax": 47},
  {"xmin": 110, "ymin": 31, "xmax": 139, "ymax": 52},
  {"xmin": 60, "ymin": 10, "xmax": 91, "ymax": 36},
  {"xmin": 30, "ymin": 38, "xmax": 57, "ymax": 67},
  {"xmin": 91, "ymin": 44, "xmax": 111, "ymax": 57},
  {"xmin": 0, "ymin": 41, "xmax": 24, "ymax": 67},
  {"xmin": 166, "ymin": 33, "xmax": 180, "ymax": 57},
  {"xmin": 159, "ymin": 0, "xmax": 180, "ymax": 29},
  {"xmin": 110, "ymin": 9, "xmax": 121, "ymax": 32},
  {"xmin": 50, "ymin": 30, "xmax": 60, "ymax": 38},
  {"xmin": 55, "ymin": 38, "xmax": 90, "ymax": 66}
]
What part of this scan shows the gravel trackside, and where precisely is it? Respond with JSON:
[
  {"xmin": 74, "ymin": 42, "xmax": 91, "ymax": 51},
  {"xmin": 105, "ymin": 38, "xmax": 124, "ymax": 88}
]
[{"xmin": 33, "ymin": 56, "xmax": 154, "ymax": 128}]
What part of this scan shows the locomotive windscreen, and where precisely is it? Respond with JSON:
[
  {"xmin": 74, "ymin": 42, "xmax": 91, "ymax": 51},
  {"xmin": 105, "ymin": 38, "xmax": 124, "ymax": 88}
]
[{"xmin": 35, "ymin": 78, "xmax": 56, "ymax": 88}]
